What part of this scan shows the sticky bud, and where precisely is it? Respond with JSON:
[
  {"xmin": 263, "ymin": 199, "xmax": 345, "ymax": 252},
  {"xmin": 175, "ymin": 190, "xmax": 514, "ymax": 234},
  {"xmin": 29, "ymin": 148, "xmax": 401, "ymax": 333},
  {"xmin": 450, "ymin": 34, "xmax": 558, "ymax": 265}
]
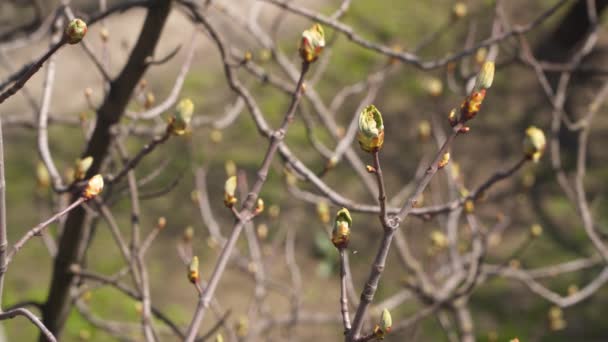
[
  {"xmin": 183, "ymin": 226, "xmax": 194, "ymax": 242},
  {"xmin": 224, "ymin": 176, "xmax": 237, "ymax": 207},
  {"xmin": 331, "ymin": 208, "xmax": 352, "ymax": 249},
  {"xmin": 257, "ymin": 224, "xmax": 269, "ymax": 240},
  {"xmin": 430, "ymin": 230, "xmax": 448, "ymax": 249},
  {"xmin": 144, "ymin": 92, "xmax": 155, "ymax": 109},
  {"xmin": 210, "ymin": 129, "xmax": 223, "ymax": 143},
  {"xmin": 36, "ymin": 162, "xmax": 50, "ymax": 189},
  {"xmin": 448, "ymin": 108, "xmax": 458, "ymax": 127},
  {"xmin": 464, "ymin": 199, "xmax": 475, "ymax": 213},
  {"xmin": 74, "ymin": 156, "xmax": 93, "ymax": 181},
  {"xmin": 530, "ymin": 224, "xmax": 543, "ymax": 237},
  {"xmin": 523, "ymin": 126, "xmax": 546, "ymax": 162},
  {"xmin": 268, "ymin": 204, "xmax": 280, "ymax": 219},
  {"xmin": 299, "ymin": 23, "xmax": 325, "ymax": 63},
  {"xmin": 225, "ymin": 160, "xmax": 237, "ymax": 177},
  {"xmin": 255, "ymin": 198, "xmax": 265, "ymax": 214},
  {"xmin": 424, "ymin": 77, "xmax": 443, "ymax": 97},
  {"xmin": 474, "ymin": 61, "xmax": 495, "ymax": 92},
  {"xmin": 188, "ymin": 256, "xmax": 200, "ymax": 284},
  {"xmin": 452, "ymin": 2, "xmax": 468, "ymax": 19},
  {"xmin": 170, "ymin": 98, "xmax": 194, "ymax": 135},
  {"xmin": 438, "ymin": 152, "xmax": 450, "ymax": 169},
  {"xmin": 357, "ymin": 105, "xmax": 385, "ymax": 153},
  {"xmin": 373, "ymin": 308, "xmax": 392, "ymax": 338},
  {"xmin": 316, "ymin": 202, "xmax": 330, "ymax": 224},
  {"xmin": 83, "ymin": 174, "xmax": 104, "ymax": 199},
  {"xmin": 244, "ymin": 51, "xmax": 252, "ymax": 62},
  {"xmin": 65, "ymin": 19, "xmax": 87, "ymax": 44},
  {"xmin": 418, "ymin": 120, "xmax": 431, "ymax": 142},
  {"xmin": 100, "ymin": 28, "xmax": 109, "ymax": 42},
  {"xmin": 157, "ymin": 217, "xmax": 167, "ymax": 230}
]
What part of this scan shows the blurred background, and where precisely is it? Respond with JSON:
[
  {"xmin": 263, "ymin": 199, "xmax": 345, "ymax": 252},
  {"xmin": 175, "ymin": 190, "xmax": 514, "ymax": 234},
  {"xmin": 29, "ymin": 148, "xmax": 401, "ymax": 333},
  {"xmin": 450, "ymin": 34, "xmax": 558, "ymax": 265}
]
[{"xmin": 1, "ymin": 0, "xmax": 607, "ymax": 341}]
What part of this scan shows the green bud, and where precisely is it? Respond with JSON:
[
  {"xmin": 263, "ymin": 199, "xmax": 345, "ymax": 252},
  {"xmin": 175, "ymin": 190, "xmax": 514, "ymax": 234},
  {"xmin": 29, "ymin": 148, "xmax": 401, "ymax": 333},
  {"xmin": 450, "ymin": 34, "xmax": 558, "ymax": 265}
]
[
  {"xmin": 474, "ymin": 61, "xmax": 495, "ymax": 91},
  {"xmin": 74, "ymin": 156, "xmax": 93, "ymax": 181},
  {"xmin": 65, "ymin": 19, "xmax": 87, "ymax": 44},
  {"xmin": 299, "ymin": 24, "xmax": 325, "ymax": 63},
  {"xmin": 357, "ymin": 105, "xmax": 385, "ymax": 153},
  {"xmin": 523, "ymin": 126, "xmax": 546, "ymax": 162},
  {"xmin": 188, "ymin": 256, "xmax": 200, "ymax": 284},
  {"xmin": 224, "ymin": 176, "xmax": 237, "ymax": 207},
  {"xmin": 331, "ymin": 208, "xmax": 352, "ymax": 249},
  {"xmin": 171, "ymin": 98, "xmax": 194, "ymax": 135},
  {"xmin": 374, "ymin": 308, "xmax": 392, "ymax": 338}
]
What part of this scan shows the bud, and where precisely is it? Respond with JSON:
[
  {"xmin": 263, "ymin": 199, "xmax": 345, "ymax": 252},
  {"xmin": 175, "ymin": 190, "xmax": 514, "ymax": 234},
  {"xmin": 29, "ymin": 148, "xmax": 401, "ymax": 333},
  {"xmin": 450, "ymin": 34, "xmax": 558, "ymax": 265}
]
[
  {"xmin": 438, "ymin": 152, "xmax": 450, "ymax": 169},
  {"xmin": 157, "ymin": 216, "xmax": 167, "ymax": 230},
  {"xmin": 210, "ymin": 129, "xmax": 223, "ymax": 143},
  {"xmin": 224, "ymin": 176, "xmax": 237, "ymax": 207},
  {"xmin": 316, "ymin": 201, "xmax": 330, "ymax": 224},
  {"xmin": 336, "ymin": 125, "xmax": 345, "ymax": 138},
  {"xmin": 568, "ymin": 284, "xmax": 579, "ymax": 295},
  {"xmin": 65, "ymin": 18, "xmax": 87, "ymax": 44},
  {"xmin": 430, "ymin": 230, "xmax": 448, "ymax": 249},
  {"xmin": 225, "ymin": 160, "xmax": 237, "ymax": 177},
  {"xmin": 268, "ymin": 204, "xmax": 280, "ymax": 219},
  {"xmin": 357, "ymin": 105, "xmax": 384, "ymax": 153},
  {"xmin": 417, "ymin": 120, "xmax": 431, "ymax": 142},
  {"xmin": 74, "ymin": 156, "xmax": 93, "ymax": 181},
  {"xmin": 188, "ymin": 256, "xmax": 200, "ymax": 284},
  {"xmin": 259, "ymin": 49, "xmax": 272, "ymax": 62},
  {"xmin": 257, "ymin": 223, "xmax": 269, "ymax": 240},
  {"xmin": 134, "ymin": 302, "xmax": 143, "ymax": 316},
  {"xmin": 548, "ymin": 306, "xmax": 566, "ymax": 331},
  {"xmin": 373, "ymin": 308, "xmax": 392, "ymax": 338},
  {"xmin": 475, "ymin": 48, "xmax": 488, "ymax": 65},
  {"xmin": 451, "ymin": 162, "xmax": 461, "ymax": 180},
  {"xmin": 36, "ymin": 162, "xmax": 50, "ymax": 189},
  {"xmin": 144, "ymin": 92, "xmax": 155, "ymax": 109},
  {"xmin": 84, "ymin": 87, "xmax": 93, "ymax": 99},
  {"xmin": 215, "ymin": 334, "xmax": 224, "ymax": 342},
  {"xmin": 79, "ymin": 329, "xmax": 91, "ymax": 341},
  {"xmin": 255, "ymin": 198, "xmax": 265, "ymax": 214},
  {"xmin": 331, "ymin": 208, "xmax": 352, "ymax": 249},
  {"xmin": 423, "ymin": 77, "xmax": 443, "ymax": 97},
  {"xmin": 523, "ymin": 126, "xmax": 546, "ymax": 162},
  {"xmin": 183, "ymin": 226, "xmax": 194, "ymax": 242},
  {"xmin": 460, "ymin": 90, "xmax": 486, "ymax": 121},
  {"xmin": 464, "ymin": 199, "xmax": 475, "ymax": 213},
  {"xmin": 100, "ymin": 28, "xmax": 109, "ymax": 42},
  {"xmin": 235, "ymin": 317, "xmax": 249, "ymax": 337},
  {"xmin": 530, "ymin": 223, "xmax": 543, "ymax": 238},
  {"xmin": 474, "ymin": 61, "xmax": 495, "ymax": 92},
  {"xmin": 83, "ymin": 174, "xmax": 104, "ymax": 199},
  {"xmin": 366, "ymin": 165, "xmax": 376, "ymax": 173},
  {"xmin": 206, "ymin": 236, "xmax": 218, "ymax": 249},
  {"xmin": 448, "ymin": 108, "xmax": 458, "ymax": 126},
  {"xmin": 452, "ymin": 2, "xmax": 467, "ymax": 19},
  {"xmin": 244, "ymin": 51, "xmax": 252, "ymax": 62},
  {"xmin": 299, "ymin": 23, "xmax": 325, "ymax": 63},
  {"xmin": 285, "ymin": 168, "xmax": 297, "ymax": 185},
  {"xmin": 170, "ymin": 98, "xmax": 194, "ymax": 135}
]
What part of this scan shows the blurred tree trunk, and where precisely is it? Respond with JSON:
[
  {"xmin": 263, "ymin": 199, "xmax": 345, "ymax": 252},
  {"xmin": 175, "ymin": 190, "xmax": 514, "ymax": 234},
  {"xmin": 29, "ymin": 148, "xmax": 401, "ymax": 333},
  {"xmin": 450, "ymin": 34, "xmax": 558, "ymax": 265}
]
[{"xmin": 39, "ymin": 1, "xmax": 172, "ymax": 340}]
